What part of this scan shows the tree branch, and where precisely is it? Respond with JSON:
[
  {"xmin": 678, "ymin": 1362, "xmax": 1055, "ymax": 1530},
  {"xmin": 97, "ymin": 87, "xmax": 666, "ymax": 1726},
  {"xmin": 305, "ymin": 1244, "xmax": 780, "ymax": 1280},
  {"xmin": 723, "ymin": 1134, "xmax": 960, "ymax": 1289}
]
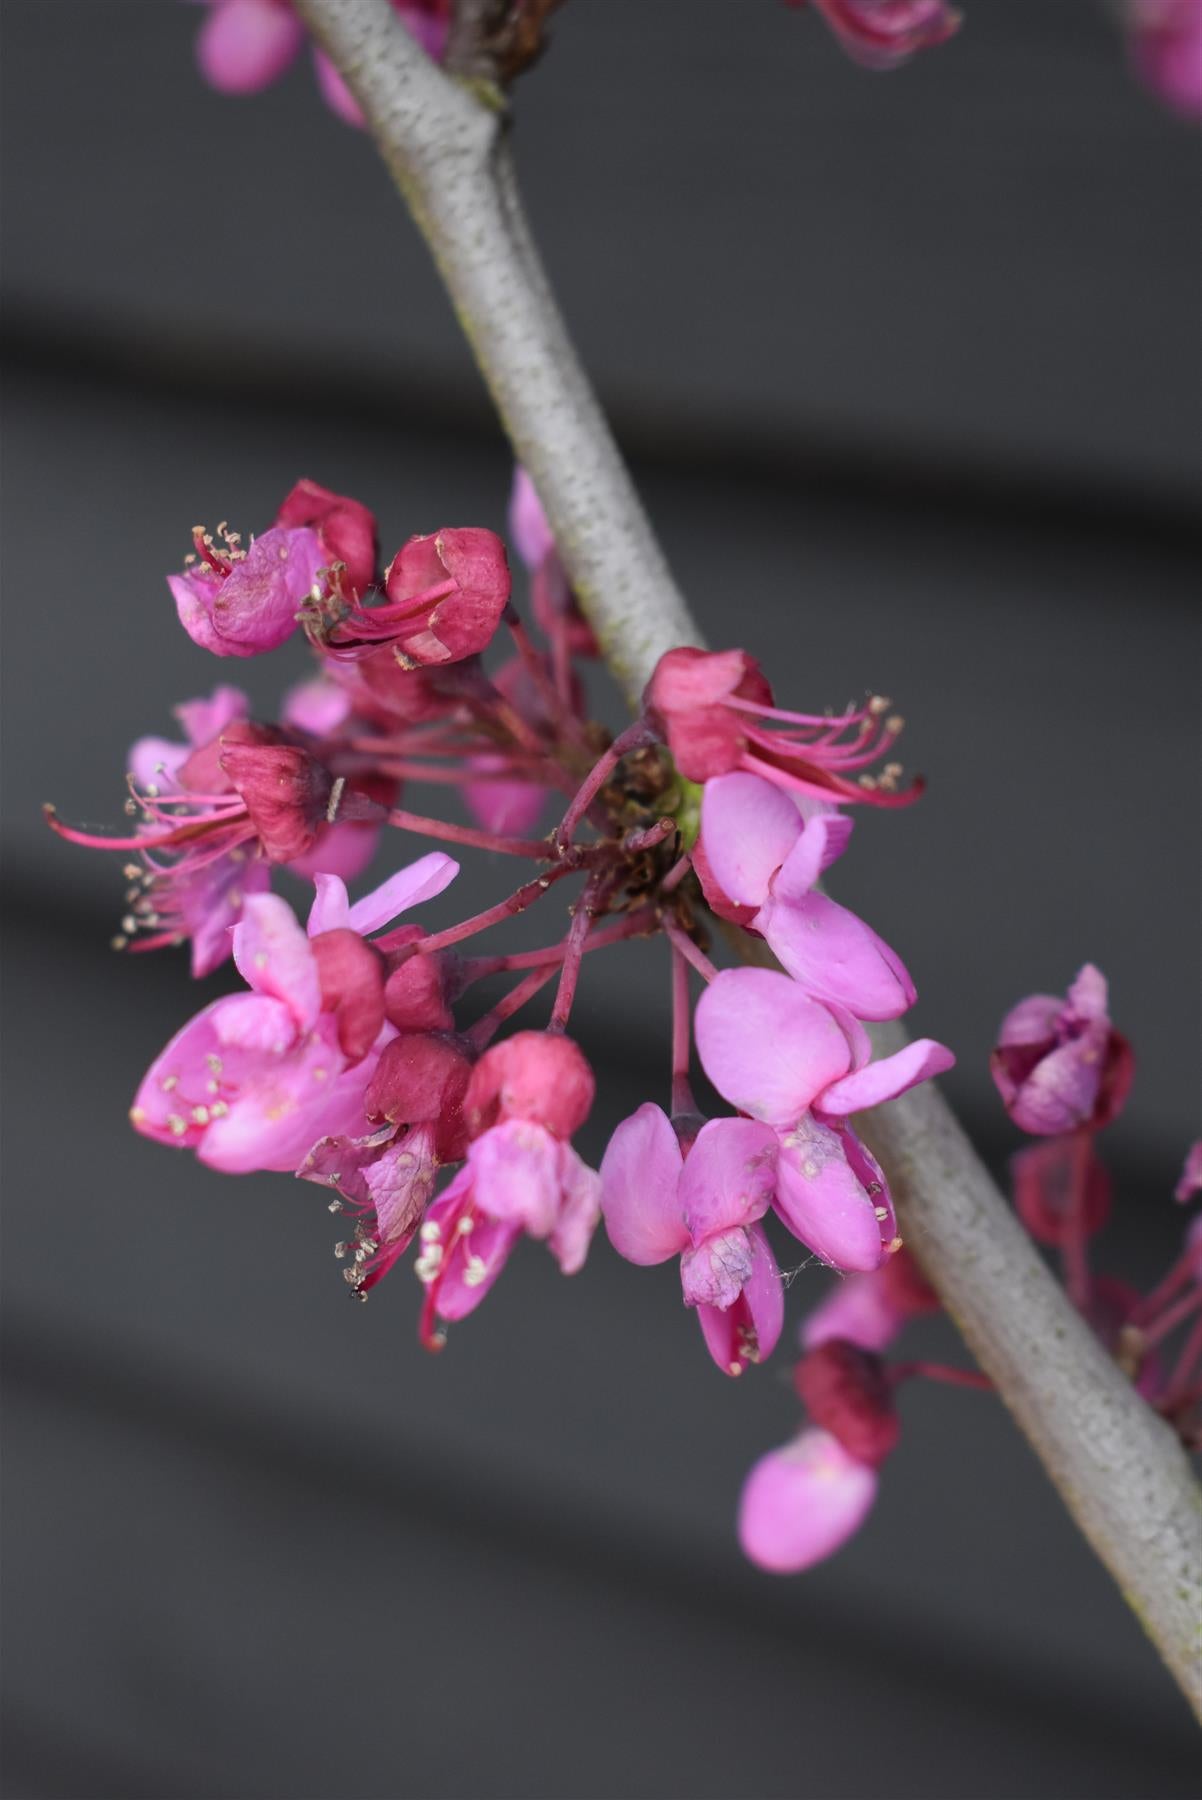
[{"xmin": 293, "ymin": 0, "xmax": 1202, "ymax": 1714}]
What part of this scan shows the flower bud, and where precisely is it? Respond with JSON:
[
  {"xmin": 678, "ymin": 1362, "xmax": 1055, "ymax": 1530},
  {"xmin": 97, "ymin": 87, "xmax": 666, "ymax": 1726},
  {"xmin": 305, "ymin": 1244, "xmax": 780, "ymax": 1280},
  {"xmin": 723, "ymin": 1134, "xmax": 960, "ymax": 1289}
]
[
  {"xmin": 464, "ymin": 1030, "xmax": 595, "ymax": 1141},
  {"xmin": 794, "ymin": 1339, "xmax": 899, "ymax": 1466}
]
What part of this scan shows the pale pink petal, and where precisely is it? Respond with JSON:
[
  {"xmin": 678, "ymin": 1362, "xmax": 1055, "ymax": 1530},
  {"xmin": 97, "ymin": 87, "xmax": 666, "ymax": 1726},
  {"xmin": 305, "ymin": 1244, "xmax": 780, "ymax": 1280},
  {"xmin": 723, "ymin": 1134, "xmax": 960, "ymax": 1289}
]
[
  {"xmin": 467, "ymin": 1120, "xmax": 564, "ymax": 1238},
  {"xmin": 282, "ymin": 674, "xmax": 353, "ymax": 738},
  {"xmin": 312, "ymin": 47, "xmax": 365, "ymax": 123},
  {"xmin": 131, "ymin": 998, "xmax": 260, "ymax": 1152},
  {"xmin": 738, "ymin": 1429, "xmax": 878, "ymax": 1573},
  {"xmin": 996, "ymin": 993, "xmax": 1061, "ymax": 1048},
  {"xmin": 232, "ymin": 893, "xmax": 322, "ymax": 1029},
  {"xmin": 128, "ymin": 735, "xmax": 189, "ymax": 791},
  {"xmin": 198, "ymin": 1018, "xmax": 354, "ymax": 1174},
  {"xmin": 678, "ymin": 1117, "xmax": 779, "ymax": 1241},
  {"xmin": 175, "ymin": 685, "xmax": 249, "ymax": 746},
  {"xmin": 287, "ymin": 819, "xmax": 382, "ymax": 883},
  {"xmin": 346, "ymin": 852, "xmax": 459, "ymax": 935},
  {"xmin": 187, "ymin": 854, "xmax": 270, "ymax": 979},
  {"xmin": 802, "ymin": 1271, "xmax": 905, "ymax": 1353},
  {"xmin": 168, "ymin": 569, "xmax": 227, "ymax": 656},
  {"xmin": 549, "ymin": 1147, "xmax": 602, "ymax": 1275},
  {"xmin": 599, "ymin": 1103, "xmax": 688, "ymax": 1265},
  {"xmin": 212, "ymin": 993, "xmax": 297, "ymax": 1054},
  {"xmin": 768, "ymin": 814, "xmax": 841, "ymax": 904},
  {"xmin": 797, "ymin": 798, "xmax": 855, "ymax": 871},
  {"xmin": 818, "ymin": 1038, "xmax": 955, "ymax": 1118},
  {"xmin": 700, "ymin": 773, "xmax": 801, "ymax": 906},
  {"xmin": 759, "ymin": 890, "xmax": 915, "ymax": 1022},
  {"xmin": 508, "ymin": 465, "xmax": 555, "ymax": 571},
  {"xmin": 434, "ymin": 1213, "xmax": 522, "ymax": 1322},
  {"xmin": 1008, "ymin": 1029, "xmax": 1106, "ymax": 1136},
  {"xmin": 196, "ymin": 0, "xmax": 303, "ymax": 95},
  {"xmin": 463, "ymin": 755, "xmax": 548, "ymax": 837},
  {"xmin": 775, "ymin": 1117, "xmax": 887, "ymax": 1272},
  {"xmin": 212, "ymin": 527, "xmax": 325, "ymax": 653},
  {"xmin": 695, "ymin": 968, "xmax": 852, "ymax": 1127},
  {"xmin": 681, "ymin": 1227, "xmax": 755, "ymax": 1311},
  {"xmin": 307, "ymin": 872, "xmax": 351, "ymax": 936}
]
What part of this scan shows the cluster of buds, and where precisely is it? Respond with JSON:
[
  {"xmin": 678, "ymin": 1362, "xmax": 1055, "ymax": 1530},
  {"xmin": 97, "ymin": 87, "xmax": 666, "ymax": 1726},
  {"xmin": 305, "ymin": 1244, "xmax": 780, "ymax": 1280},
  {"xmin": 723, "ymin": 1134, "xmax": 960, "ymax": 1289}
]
[
  {"xmin": 740, "ymin": 968, "xmax": 1201, "ymax": 1575},
  {"xmin": 49, "ymin": 466, "xmax": 953, "ymax": 1367}
]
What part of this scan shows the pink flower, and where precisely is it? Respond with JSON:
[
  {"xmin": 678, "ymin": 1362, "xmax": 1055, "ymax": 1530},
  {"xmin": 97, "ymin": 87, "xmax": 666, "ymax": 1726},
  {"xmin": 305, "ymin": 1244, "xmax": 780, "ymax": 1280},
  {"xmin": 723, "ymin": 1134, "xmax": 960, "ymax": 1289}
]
[
  {"xmin": 645, "ymin": 648, "xmax": 919, "ymax": 806},
  {"xmin": 275, "ymin": 478, "xmax": 378, "ymax": 600},
  {"xmin": 698, "ymin": 771, "xmax": 913, "ymax": 1019},
  {"xmin": 313, "ymin": 528, "xmax": 510, "ymax": 668},
  {"xmin": 798, "ymin": 0, "xmax": 961, "ymax": 69},
  {"xmin": 1126, "ymin": 1, "xmax": 1202, "ymax": 118},
  {"xmin": 1174, "ymin": 1140, "xmax": 1202, "ymax": 1204},
  {"xmin": 738, "ymin": 1429, "xmax": 878, "ymax": 1573},
  {"xmin": 194, "ymin": 1, "xmax": 450, "ymax": 118},
  {"xmin": 169, "ymin": 524, "xmax": 327, "ymax": 658},
  {"xmin": 462, "ymin": 1029, "xmax": 595, "ymax": 1142},
  {"xmin": 794, "ymin": 1338, "xmax": 899, "ymax": 1465},
  {"xmin": 802, "ymin": 1246, "xmax": 939, "ymax": 1351},
  {"xmin": 131, "ymin": 858, "xmax": 458, "ymax": 1179},
  {"xmin": 991, "ymin": 964, "xmax": 1133, "ymax": 1136},
  {"xmin": 601, "ymin": 1104, "xmax": 784, "ymax": 1376},
  {"xmin": 695, "ymin": 966, "xmax": 953, "ymax": 1271}
]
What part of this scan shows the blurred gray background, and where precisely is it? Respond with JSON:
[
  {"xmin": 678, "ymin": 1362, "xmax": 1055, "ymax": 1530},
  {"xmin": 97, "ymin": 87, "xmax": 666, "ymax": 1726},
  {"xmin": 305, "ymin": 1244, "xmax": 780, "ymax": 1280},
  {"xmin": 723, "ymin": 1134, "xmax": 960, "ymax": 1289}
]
[{"xmin": 2, "ymin": 3, "xmax": 1199, "ymax": 1796}]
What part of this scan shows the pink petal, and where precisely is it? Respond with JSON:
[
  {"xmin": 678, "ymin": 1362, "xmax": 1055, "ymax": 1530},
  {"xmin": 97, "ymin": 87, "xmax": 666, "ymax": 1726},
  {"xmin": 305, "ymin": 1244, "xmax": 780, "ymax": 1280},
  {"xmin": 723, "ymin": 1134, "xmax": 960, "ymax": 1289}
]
[
  {"xmin": 600, "ymin": 1103, "xmax": 688, "ymax": 1265},
  {"xmin": 199, "ymin": 1018, "xmax": 356, "ymax": 1174},
  {"xmin": 312, "ymin": 47, "xmax": 366, "ymax": 125},
  {"xmin": 818, "ymin": 1037, "xmax": 955, "ymax": 1118},
  {"xmin": 131, "ymin": 998, "xmax": 260, "ymax": 1152},
  {"xmin": 694, "ymin": 968, "xmax": 853, "ymax": 1127},
  {"xmin": 548, "ymin": 1146, "xmax": 602, "ymax": 1275},
  {"xmin": 232, "ymin": 893, "xmax": 322, "ymax": 1030},
  {"xmin": 196, "ymin": 0, "xmax": 303, "ymax": 94},
  {"xmin": 128, "ymin": 734, "xmax": 189, "ymax": 791},
  {"xmin": 758, "ymin": 890, "xmax": 915, "ymax": 1022},
  {"xmin": 1174, "ymin": 1140, "xmax": 1202, "ymax": 1205},
  {"xmin": 463, "ymin": 755, "xmax": 548, "ymax": 837},
  {"xmin": 186, "ymin": 853, "xmax": 270, "ymax": 979},
  {"xmin": 212, "ymin": 993, "xmax": 297, "ymax": 1054},
  {"xmin": 175, "ymin": 684, "xmax": 249, "ymax": 747},
  {"xmin": 168, "ymin": 569, "xmax": 228, "ymax": 656},
  {"xmin": 678, "ymin": 1117, "xmax": 779, "ymax": 1241},
  {"xmin": 211, "ymin": 527, "xmax": 325, "ymax": 653},
  {"xmin": 345, "ymin": 852, "xmax": 459, "ymax": 936},
  {"xmin": 802, "ymin": 1271, "xmax": 905, "ymax": 1353},
  {"xmin": 695, "ymin": 1223, "xmax": 785, "ymax": 1374},
  {"xmin": 287, "ymin": 818, "xmax": 382, "ymax": 884},
  {"xmin": 700, "ymin": 772, "xmax": 801, "ymax": 907},
  {"xmin": 768, "ymin": 814, "xmax": 841, "ymax": 904},
  {"xmin": 774, "ymin": 1117, "xmax": 887, "ymax": 1272},
  {"xmin": 996, "ymin": 993, "xmax": 1061, "ymax": 1049},
  {"xmin": 467, "ymin": 1120, "xmax": 564, "ymax": 1239},
  {"xmin": 508, "ymin": 465, "xmax": 555, "ymax": 571},
  {"xmin": 738, "ymin": 1429, "xmax": 878, "ymax": 1573},
  {"xmin": 281, "ymin": 674, "xmax": 353, "ymax": 739},
  {"xmin": 307, "ymin": 873, "xmax": 351, "ymax": 936},
  {"xmin": 681, "ymin": 1226, "xmax": 755, "ymax": 1311},
  {"xmin": 1007, "ymin": 1030, "xmax": 1106, "ymax": 1136}
]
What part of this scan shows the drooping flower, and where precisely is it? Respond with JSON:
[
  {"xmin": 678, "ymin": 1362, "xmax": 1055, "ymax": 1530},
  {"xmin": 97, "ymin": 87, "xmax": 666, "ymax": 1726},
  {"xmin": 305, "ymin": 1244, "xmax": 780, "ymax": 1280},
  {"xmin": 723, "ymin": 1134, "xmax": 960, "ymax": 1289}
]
[
  {"xmin": 1125, "ymin": 1, "xmax": 1202, "ymax": 118},
  {"xmin": 801, "ymin": 1245, "xmax": 939, "ymax": 1351},
  {"xmin": 601, "ymin": 1103, "xmax": 784, "ymax": 1376},
  {"xmin": 991, "ymin": 964, "xmax": 1133, "ymax": 1137},
  {"xmin": 738, "ymin": 1428, "xmax": 879, "ymax": 1573},
  {"xmin": 695, "ymin": 966, "xmax": 953, "ymax": 1271},
  {"xmin": 645, "ymin": 647, "xmax": 919, "ymax": 806},
  {"xmin": 169, "ymin": 522, "xmax": 328, "ymax": 658},
  {"xmin": 697, "ymin": 771, "xmax": 913, "ymax": 1019},
  {"xmin": 307, "ymin": 528, "xmax": 511, "ymax": 668},
  {"xmin": 412, "ymin": 1032, "xmax": 602, "ymax": 1340},
  {"xmin": 793, "ymin": 0, "xmax": 961, "ymax": 69}
]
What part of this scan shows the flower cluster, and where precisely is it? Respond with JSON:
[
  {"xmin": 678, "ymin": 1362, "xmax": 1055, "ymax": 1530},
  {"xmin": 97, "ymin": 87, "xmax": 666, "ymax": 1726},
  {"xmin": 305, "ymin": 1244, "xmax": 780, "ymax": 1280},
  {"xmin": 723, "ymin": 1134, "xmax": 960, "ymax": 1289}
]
[
  {"xmin": 739, "ymin": 967, "xmax": 1201, "ymax": 1574},
  {"xmin": 50, "ymin": 466, "xmax": 953, "ymax": 1364}
]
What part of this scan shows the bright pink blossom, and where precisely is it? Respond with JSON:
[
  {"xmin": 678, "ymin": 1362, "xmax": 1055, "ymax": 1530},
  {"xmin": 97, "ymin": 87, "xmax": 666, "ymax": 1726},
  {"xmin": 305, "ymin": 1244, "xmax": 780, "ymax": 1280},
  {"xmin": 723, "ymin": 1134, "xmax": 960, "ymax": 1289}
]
[
  {"xmin": 1126, "ymin": 1, "xmax": 1202, "ymax": 118},
  {"xmin": 699, "ymin": 771, "xmax": 913, "ymax": 1019},
  {"xmin": 695, "ymin": 966, "xmax": 953, "ymax": 1271},
  {"xmin": 646, "ymin": 648, "xmax": 919, "ymax": 806},
  {"xmin": 169, "ymin": 524, "xmax": 327, "ymax": 658},
  {"xmin": 738, "ymin": 1428, "xmax": 878, "ymax": 1573},
  {"xmin": 314, "ymin": 528, "xmax": 510, "ymax": 668},
  {"xmin": 601, "ymin": 1104, "xmax": 784, "ymax": 1375},
  {"xmin": 194, "ymin": 1, "xmax": 449, "ymax": 118},
  {"xmin": 797, "ymin": 0, "xmax": 961, "ymax": 69},
  {"xmin": 991, "ymin": 964, "xmax": 1133, "ymax": 1136}
]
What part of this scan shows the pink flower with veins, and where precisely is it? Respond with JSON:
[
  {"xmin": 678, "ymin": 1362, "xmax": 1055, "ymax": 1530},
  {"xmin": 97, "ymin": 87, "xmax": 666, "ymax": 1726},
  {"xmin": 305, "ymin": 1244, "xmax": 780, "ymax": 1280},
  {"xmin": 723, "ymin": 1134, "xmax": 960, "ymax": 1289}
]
[
  {"xmin": 645, "ymin": 647, "xmax": 920, "ymax": 806},
  {"xmin": 739, "ymin": 1428, "xmax": 879, "ymax": 1573},
  {"xmin": 131, "ymin": 858, "xmax": 458, "ymax": 1177},
  {"xmin": 991, "ymin": 964, "xmax": 1133, "ymax": 1137},
  {"xmin": 698, "ymin": 770, "xmax": 913, "ymax": 1020},
  {"xmin": 601, "ymin": 1104, "xmax": 784, "ymax": 1376},
  {"xmin": 1126, "ymin": 1, "xmax": 1202, "ymax": 118},
  {"xmin": 194, "ymin": 1, "xmax": 450, "ymax": 117},
  {"xmin": 414, "ymin": 1031, "xmax": 602, "ymax": 1343},
  {"xmin": 795, "ymin": 0, "xmax": 961, "ymax": 70},
  {"xmin": 695, "ymin": 966, "xmax": 953, "ymax": 1271},
  {"xmin": 169, "ymin": 523, "xmax": 328, "ymax": 658}
]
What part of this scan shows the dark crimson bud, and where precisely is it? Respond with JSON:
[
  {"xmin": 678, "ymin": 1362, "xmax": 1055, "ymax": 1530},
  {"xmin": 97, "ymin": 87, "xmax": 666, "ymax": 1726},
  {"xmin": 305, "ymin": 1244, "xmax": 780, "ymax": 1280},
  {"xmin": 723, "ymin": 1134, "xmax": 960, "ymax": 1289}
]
[
  {"xmin": 310, "ymin": 929, "xmax": 386, "ymax": 1063},
  {"xmin": 794, "ymin": 1339, "xmax": 900, "ymax": 1468},
  {"xmin": 365, "ymin": 1032, "xmax": 474, "ymax": 1163},
  {"xmin": 276, "ymin": 478, "xmax": 378, "ymax": 600}
]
